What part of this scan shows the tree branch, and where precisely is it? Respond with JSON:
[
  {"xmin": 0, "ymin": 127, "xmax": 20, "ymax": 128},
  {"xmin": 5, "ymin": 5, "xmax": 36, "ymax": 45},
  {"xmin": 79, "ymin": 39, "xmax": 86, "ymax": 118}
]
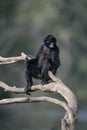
[
  {"xmin": 0, "ymin": 96, "xmax": 71, "ymax": 114},
  {"xmin": 0, "ymin": 72, "xmax": 77, "ymax": 125},
  {"xmin": 0, "ymin": 72, "xmax": 78, "ymax": 114},
  {"xmin": 0, "ymin": 96, "xmax": 74, "ymax": 124},
  {"xmin": 0, "ymin": 52, "xmax": 29, "ymax": 64},
  {"xmin": 0, "ymin": 53, "xmax": 78, "ymax": 129}
]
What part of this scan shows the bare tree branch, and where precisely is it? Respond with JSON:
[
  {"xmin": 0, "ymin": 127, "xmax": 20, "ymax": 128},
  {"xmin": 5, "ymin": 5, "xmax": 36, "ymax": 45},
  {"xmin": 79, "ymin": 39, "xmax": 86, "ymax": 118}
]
[
  {"xmin": 0, "ymin": 96, "xmax": 71, "ymax": 114},
  {"xmin": 48, "ymin": 71, "xmax": 78, "ymax": 113},
  {"xmin": 0, "ymin": 52, "xmax": 78, "ymax": 113},
  {"xmin": 0, "ymin": 96, "xmax": 74, "ymax": 124},
  {"xmin": 0, "ymin": 72, "xmax": 78, "ymax": 114},
  {"xmin": 0, "ymin": 72, "xmax": 77, "ymax": 125},
  {"xmin": 0, "ymin": 53, "xmax": 78, "ymax": 129},
  {"xmin": 0, "ymin": 52, "xmax": 29, "ymax": 64}
]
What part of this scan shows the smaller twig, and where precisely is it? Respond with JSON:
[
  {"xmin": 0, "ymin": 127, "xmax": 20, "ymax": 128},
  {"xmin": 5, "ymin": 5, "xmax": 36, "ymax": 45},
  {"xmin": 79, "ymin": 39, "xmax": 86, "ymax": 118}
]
[
  {"xmin": 0, "ymin": 81, "xmax": 24, "ymax": 93},
  {"xmin": 0, "ymin": 52, "xmax": 30, "ymax": 64}
]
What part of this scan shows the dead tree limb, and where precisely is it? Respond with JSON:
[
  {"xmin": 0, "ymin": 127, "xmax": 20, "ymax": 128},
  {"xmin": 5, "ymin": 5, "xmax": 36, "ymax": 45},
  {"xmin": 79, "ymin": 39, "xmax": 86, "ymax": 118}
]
[
  {"xmin": 0, "ymin": 72, "xmax": 78, "ymax": 112},
  {"xmin": 0, "ymin": 96, "xmax": 74, "ymax": 125},
  {"xmin": 0, "ymin": 73, "xmax": 78, "ymax": 114},
  {"xmin": 0, "ymin": 72, "xmax": 78, "ymax": 125},
  {"xmin": 0, "ymin": 53, "xmax": 78, "ymax": 129},
  {"xmin": 0, "ymin": 52, "xmax": 28, "ymax": 64}
]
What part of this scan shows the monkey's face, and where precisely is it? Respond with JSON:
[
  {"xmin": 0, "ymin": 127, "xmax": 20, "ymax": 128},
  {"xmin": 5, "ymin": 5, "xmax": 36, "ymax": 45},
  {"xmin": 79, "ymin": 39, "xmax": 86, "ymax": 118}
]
[{"xmin": 44, "ymin": 35, "xmax": 57, "ymax": 49}]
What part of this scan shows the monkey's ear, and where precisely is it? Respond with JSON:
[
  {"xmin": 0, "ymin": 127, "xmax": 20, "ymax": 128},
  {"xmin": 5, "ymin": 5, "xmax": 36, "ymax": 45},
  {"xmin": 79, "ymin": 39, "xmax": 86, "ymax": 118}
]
[{"xmin": 44, "ymin": 37, "xmax": 47, "ymax": 43}]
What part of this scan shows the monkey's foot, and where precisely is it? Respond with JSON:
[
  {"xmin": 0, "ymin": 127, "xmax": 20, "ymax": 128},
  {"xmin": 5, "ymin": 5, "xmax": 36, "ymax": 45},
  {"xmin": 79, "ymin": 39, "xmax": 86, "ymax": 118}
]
[
  {"xmin": 24, "ymin": 87, "xmax": 32, "ymax": 95},
  {"xmin": 41, "ymin": 79, "xmax": 53, "ymax": 85}
]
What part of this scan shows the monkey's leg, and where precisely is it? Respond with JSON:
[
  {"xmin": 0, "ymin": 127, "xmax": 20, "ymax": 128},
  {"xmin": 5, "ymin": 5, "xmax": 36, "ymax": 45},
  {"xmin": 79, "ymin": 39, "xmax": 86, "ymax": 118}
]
[
  {"xmin": 25, "ymin": 70, "xmax": 33, "ymax": 95},
  {"xmin": 41, "ymin": 60, "xmax": 52, "ymax": 85},
  {"xmin": 25, "ymin": 58, "xmax": 40, "ymax": 95}
]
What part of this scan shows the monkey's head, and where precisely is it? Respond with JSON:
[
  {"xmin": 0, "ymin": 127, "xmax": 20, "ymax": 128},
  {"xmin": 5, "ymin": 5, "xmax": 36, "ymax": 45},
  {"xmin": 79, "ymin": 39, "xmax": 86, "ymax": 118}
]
[{"xmin": 44, "ymin": 35, "xmax": 57, "ymax": 49}]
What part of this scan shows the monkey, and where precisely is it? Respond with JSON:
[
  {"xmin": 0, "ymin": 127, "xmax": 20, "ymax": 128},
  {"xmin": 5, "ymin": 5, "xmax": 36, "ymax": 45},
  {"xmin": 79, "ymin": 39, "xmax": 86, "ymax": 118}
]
[{"xmin": 25, "ymin": 35, "xmax": 60, "ymax": 95}]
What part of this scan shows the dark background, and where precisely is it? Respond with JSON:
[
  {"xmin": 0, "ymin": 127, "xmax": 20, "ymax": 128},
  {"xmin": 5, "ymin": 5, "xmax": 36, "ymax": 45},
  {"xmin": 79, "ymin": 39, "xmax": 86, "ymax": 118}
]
[{"xmin": 0, "ymin": 0, "xmax": 87, "ymax": 130}]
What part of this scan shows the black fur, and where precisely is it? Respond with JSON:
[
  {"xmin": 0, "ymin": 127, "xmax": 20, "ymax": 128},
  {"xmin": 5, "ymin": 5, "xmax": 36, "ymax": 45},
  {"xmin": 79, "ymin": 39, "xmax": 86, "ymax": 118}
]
[{"xmin": 25, "ymin": 35, "xmax": 60, "ymax": 95}]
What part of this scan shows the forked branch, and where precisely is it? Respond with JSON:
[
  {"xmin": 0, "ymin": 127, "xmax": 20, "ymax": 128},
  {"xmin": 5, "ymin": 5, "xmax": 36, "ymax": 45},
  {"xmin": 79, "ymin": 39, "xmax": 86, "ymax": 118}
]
[{"xmin": 0, "ymin": 53, "xmax": 78, "ymax": 129}]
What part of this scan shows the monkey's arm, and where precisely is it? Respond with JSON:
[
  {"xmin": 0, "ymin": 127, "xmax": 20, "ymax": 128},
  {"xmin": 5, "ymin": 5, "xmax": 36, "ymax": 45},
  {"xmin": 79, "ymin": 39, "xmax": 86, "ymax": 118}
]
[
  {"xmin": 50, "ymin": 47, "xmax": 60, "ymax": 74},
  {"xmin": 51, "ymin": 57, "xmax": 60, "ymax": 74},
  {"xmin": 36, "ymin": 44, "xmax": 44, "ymax": 58}
]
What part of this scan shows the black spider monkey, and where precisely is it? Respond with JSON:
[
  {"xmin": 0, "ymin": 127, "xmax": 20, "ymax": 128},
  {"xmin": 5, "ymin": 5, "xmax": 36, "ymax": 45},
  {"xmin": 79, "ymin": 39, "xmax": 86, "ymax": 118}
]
[{"xmin": 25, "ymin": 35, "xmax": 60, "ymax": 95}]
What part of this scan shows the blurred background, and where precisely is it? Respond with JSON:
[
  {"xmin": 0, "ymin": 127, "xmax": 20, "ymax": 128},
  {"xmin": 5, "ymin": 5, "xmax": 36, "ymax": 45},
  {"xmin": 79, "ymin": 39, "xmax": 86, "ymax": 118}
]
[{"xmin": 0, "ymin": 0, "xmax": 87, "ymax": 130}]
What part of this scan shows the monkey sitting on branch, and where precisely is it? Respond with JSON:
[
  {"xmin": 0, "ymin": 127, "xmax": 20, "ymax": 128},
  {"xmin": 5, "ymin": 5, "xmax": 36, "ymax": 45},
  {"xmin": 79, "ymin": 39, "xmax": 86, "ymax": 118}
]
[{"xmin": 25, "ymin": 35, "xmax": 60, "ymax": 95}]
